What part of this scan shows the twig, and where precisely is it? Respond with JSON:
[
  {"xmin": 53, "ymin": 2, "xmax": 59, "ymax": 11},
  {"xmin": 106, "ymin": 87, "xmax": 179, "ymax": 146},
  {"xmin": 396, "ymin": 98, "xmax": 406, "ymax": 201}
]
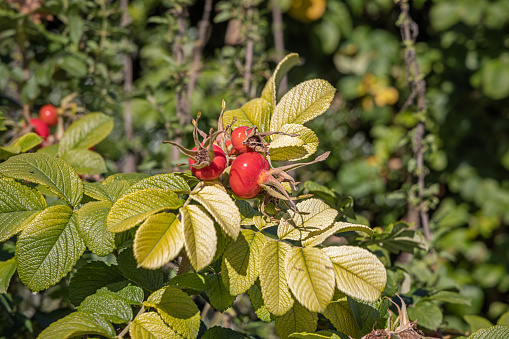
[
  {"xmin": 120, "ymin": 0, "xmax": 133, "ymax": 141},
  {"xmin": 243, "ymin": 2, "xmax": 254, "ymax": 96},
  {"xmin": 396, "ymin": 0, "xmax": 431, "ymax": 241},
  {"xmin": 117, "ymin": 305, "xmax": 145, "ymax": 338},
  {"xmin": 271, "ymin": 0, "xmax": 287, "ymax": 94}
]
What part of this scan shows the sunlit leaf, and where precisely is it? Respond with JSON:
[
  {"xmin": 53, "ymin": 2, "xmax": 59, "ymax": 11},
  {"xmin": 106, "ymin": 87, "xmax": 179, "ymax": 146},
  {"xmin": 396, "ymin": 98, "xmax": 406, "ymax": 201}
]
[
  {"xmin": 269, "ymin": 124, "xmax": 318, "ymax": 161},
  {"xmin": 261, "ymin": 53, "xmax": 301, "ymax": 108},
  {"xmin": 0, "ymin": 258, "xmax": 16, "ymax": 293},
  {"xmin": 0, "ymin": 132, "xmax": 42, "ymax": 159},
  {"xmin": 125, "ymin": 173, "xmax": 191, "ymax": 194},
  {"xmin": 84, "ymin": 180, "xmax": 136, "ymax": 202},
  {"xmin": 222, "ymin": 98, "xmax": 272, "ymax": 132},
  {"xmin": 181, "ymin": 205, "xmax": 217, "ymax": 271},
  {"xmin": 77, "ymin": 201, "xmax": 115, "ymax": 256},
  {"xmin": 61, "ymin": 149, "xmax": 107, "ymax": 175},
  {"xmin": 130, "ymin": 312, "xmax": 177, "ymax": 339},
  {"xmin": 78, "ymin": 288, "xmax": 133, "ymax": 323},
  {"xmin": 303, "ymin": 222, "xmax": 373, "ymax": 247},
  {"xmin": 37, "ymin": 312, "xmax": 115, "ymax": 339},
  {"xmin": 59, "ymin": 112, "xmax": 114, "ymax": 154},
  {"xmin": 275, "ymin": 302, "xmax": 318, "ymax": 339},
  {"xmin": 468, "ymin": 325, "xmax": 509, "ymax": 339}
]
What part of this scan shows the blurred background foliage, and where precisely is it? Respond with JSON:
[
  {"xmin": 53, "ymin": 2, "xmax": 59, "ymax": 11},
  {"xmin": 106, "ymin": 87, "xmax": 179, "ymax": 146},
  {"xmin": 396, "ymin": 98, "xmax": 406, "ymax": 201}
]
[{"xmin": 1, "ymin": 0, "xmax": 509, "ymax": 337}]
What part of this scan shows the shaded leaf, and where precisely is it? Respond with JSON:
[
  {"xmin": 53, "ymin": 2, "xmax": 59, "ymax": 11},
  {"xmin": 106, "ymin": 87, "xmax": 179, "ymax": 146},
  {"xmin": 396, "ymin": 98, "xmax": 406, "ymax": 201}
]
[
  {"xmin": 78, "ymin": 288, "xmax": 133, "ymax": 323},
  {"xmin": 464, "ymin": 315, "xmax": 494, "ymax": 334},
  {"xmin": 117, "ymin": 247, "xmax": 164, "ymax": 292},
  {"xmin": 168, "ymin": 273, "xmax": 206, "ymax": 294},
  {"xmin": 205, "ymin": 273, "xmax": 236, "ymax": 312},
  {"xmin": 426, "ymin": 290, "xmax": 471, "ymax": 306},
  {"xmin": 408, "ymin": 300, "xmax": 443, "ymax": 330},
  {"xmin": 202, "ymin": 326, "xmax": 247, "ymax": 339},
  {"xmin": 84, "ymin": 180, "xmax": 136, "ymax": 202},
  {"xmin": 249, "ymin": 281, "xmax": 273, "ymax": 322},
  {"xmin": 323, "ymin": 296, "xmax": 360, "ymax": 339},
  {"xmin": 0, "ymin": 258, "xmax": 16, "ymax": 293},
  {"xmin": 275, "ymin": 302, "xmax": 318, "ymax": 339},
  {"xmin": 61, "ymin": 149, "xmax": 107, "ymax": 175}
]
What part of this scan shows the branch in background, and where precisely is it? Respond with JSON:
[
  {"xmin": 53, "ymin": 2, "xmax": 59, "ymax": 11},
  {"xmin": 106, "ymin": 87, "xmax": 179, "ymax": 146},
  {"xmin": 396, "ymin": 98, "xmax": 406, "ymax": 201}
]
[
  {"xmin": 243, "ymin": 2, "xmax": 254, "ymax": 96},
  {"xmin": 271, "ymin": 0, "xmax": 287, "ymax": 94},
  {"xmin": 120, "ymin": 0, "xmax": 133, "ymax": 142},
  {"xmin": 397, "ymin": 0, "xmax": 431, "ymax": 241}
]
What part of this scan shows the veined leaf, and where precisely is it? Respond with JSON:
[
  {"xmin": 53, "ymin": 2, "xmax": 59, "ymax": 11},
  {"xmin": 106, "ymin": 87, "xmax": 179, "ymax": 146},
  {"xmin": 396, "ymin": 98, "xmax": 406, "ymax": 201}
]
[
  {"xmin": 270, "ymin": 79, "xmax": 336, "ymax": 132},
  {"xmin": 144, "ymin": 286, "xmax": 201, "ymax": 339},
  {"xmin": 125, "ymin": 173, "xmax": 191, "ymax": 194},
  {"xmin": 237, "ymin": 200, "xmax": 266, "ymax": 227},
  {"xmin": 289, "ymin": 332, "xmax": 344, "ymax": 339},
  {"xmin": 205, "ymin": 273, "xmax": 236, "ymax": 312},
  {"xmin": 0, "ymin": 153, "xmax": 83, "ymax": 208},
  {"xmin": 259, "ymin": 238, "xmax": 294, "ymax": 316},
  {"xmin": 190, "ymin": 184, "xmax": 241, "ymax": 239},
  {"xmin": 78, "ymin": 288, "xmax": 133, "ymax": 323},
  {"xmin": 468, "ymin": 325, "xmax": 509, "ymax": 339},
  {"xmin": 249, "ymin": 281, "xmax": 273, "ymax": 322},
  {"xmin": 0, "ymin": 132, "xmax": 42, "ymax": 159},
  {"xmin": 269, "ymin": 124, "xmax": 318, "ymax": 161},
  {"xmin": 286, "ymin": 246, "xmax": 335, "ymax": 312},
  {"xmin": 323, "ymin": 296, "xmax": 360, "ymax": 339},
  {"xmin": 59, "ymin": 112, "xmax": 114, "ymax": 154},
  {"xmin": 261, "ymin": 53, "xmax": 301, "ymax": 108},
  {"xmin": 0, "ymin": 258, "xmax": 16, "ymax": 293},
  {"xmin": 278, "ymin": 198, "xmax": 337, "ymax": 241},
  {"xmin": 168, "ymin": 273, "xmax": 206, "ymax": 294},
  {"xmin": 275, "ymin": 302, "xmax": 318, "ymax": 339},
  {"xmin": 116, "ymin": 285, "xmax": 145, "ymax": 305},
  {"xmin": 103, "ymin": 172, "xmax": 150, "ymax": 184},
  {"xmin": 16, "ymin": 205, "xmax": 85, "ymax": 292},
  {"xmin": 222, "ymin": 229, "xmax": 266, "ymax": 295},
  {"xmin": 84, "ymin": 180, "xmax": 137, "ymax": 202},
  {"xmin": 130, "ymin": 312, "xmax": 177, "ymax": 339},
  {"xmin": 465, "ymin": 315, "xmax": 494, "ymax": 334},
  {"xmin": 117, "ymin": 247, "xmax": 164, "ymax": 292},
  {"xmin": 37, "ymin": 312, "xmax": 116, "ymax": 339},
  {"xmin": 303, "ymin": 222, "xmax": 373, "ymax": 247},
  {"xmin": 77, "ymin": 201, "xmax": 115, "ymax": 256},
  {"xmin": 0, "ymin": 178, "xmax": 46, "ymax": 241},
  {"xmin": 134, "ymin": 212, "xmax": 183, "ymax": 269},
  {"xmin": 107, "ymin": 188, "xmax": 184, "ymax": 233},
  {"xmin": 202, "ymin": 326, "xmax": 247, "ymax": 339},
  {"xmin": 323, "ymin": 246, "xmax": 386, "ymax": 302},
  {"xmin": 181, "ymin": 205, "xmax": 217, "ymax": 271},
  {"xmin": 222, "ymin": 98, "xmax": 272, "ymax": 132},
  {"xmin": 61, "ymin": 149, "xmax": 107, "ymax": 175}
]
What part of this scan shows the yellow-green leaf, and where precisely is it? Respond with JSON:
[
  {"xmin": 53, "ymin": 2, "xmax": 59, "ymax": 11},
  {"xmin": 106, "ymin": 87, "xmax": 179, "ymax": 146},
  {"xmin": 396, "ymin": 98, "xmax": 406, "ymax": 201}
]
[
  {"xmin": 77, "ymin": 201, "xmax": 115, "ymax": 256},
  {"xmin": 0, "ymin": 132, "xmax": 42, "ymax": 159},
  {"xmin": 270, "ymin": 79, "xmax": 336, "ymax": 132},
  {"xmin": 275, "ymin": 302, "xmax": 318, "ymax": 339},
  {"xmin": 134, "ymin": 212, "xmax": 183, "ymax": 269},
  {"xmin": 222, "ymin": 98, "xmax": 272, "ymax": 132},
  {"xmin": 130, "ymin": 312, "xmax": 177, "ymax": 339},
  {"xmin": 269, "ymin": 124, "xmax": 318, "ymax": 161},
  {"xmin": 60, "ymin": 149, "xmax": 107, "ymax": 175},
  {"xmin": 261, "ymin": 53, "xmax": 301, "ymax": 108},
  {"xmin": 278, "ymin": 198, "xmax": 337, "ymax": 241},
  {"xmin": 181, "ymin": 205, "xmax": 217, "ymax": 271},
  {"xmin": 323, "ymin": 246, "xmax": 386, "ymax": 302},
  {"xmin": 190, "ymin": 184, "xmax": 241, "ymax": 239},
  {"xmin": 0, "ymin": 153, "xmax": 83, "ymax": 208},
  {"xmin": 0, "ymin": 258, "xmax": 16, "ymax": 293},
  {"xmin": 322, "ymin": 295, "xmax": 360, "ymax": 339},
  {"xmin": 37, "ymin": 312, "xmax": 116, "ymax": 339},
  {"xmin": 16, "ymin": 205, "xmax": 86, "ymax": 292},
  {"xmin": 302, "ymin": 222, "xmax": 373, "ymax": 247},
  {"xmin": 0, "ymin": 178, "xmax": 46, "ymax": 242},
  {"xmin": 259, "ymin": 238, "xmax": 294, "ymax": 316},
  {"xmin": 285, "ymin": 246, "xmax": 335, "ymax": 312},
  {"xmin": 84, "ymin": 180, "xmax": 136, "ymax": 202},
  {"xmin": 222, "ymin": 229, "xmax": 266, "ymax": 295},
  {"xmin": 59, "ymin": 112, "xmax": 114, "ymax": 154},
  {"xmin": 107, "ymin": 188, "xmax": 184, "ymax": 233},
  {"xmin": 249, "ymin": 282, "xmax": 273, "ymax": 322},
  {"xmin": 125, "ymin": 173, "xmax": 191, "ymax": 195},
  {"xmin": 144, "ymin": 286, "xmax": 201, "ymax": 339}
]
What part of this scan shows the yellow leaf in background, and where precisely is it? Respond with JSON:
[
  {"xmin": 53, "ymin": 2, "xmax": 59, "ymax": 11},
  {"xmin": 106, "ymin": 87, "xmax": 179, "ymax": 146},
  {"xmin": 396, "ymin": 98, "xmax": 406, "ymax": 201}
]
[
  {"xmin": 302, "ymin": 221, "xmax": 373, "ymax": 247},
  {"xmin": 190, "ymin": 184, "xmax": 241, "ymax": 240},
  {"xmin": 323, "ymin": 246, "xmax": 386, "ymax": 302},
  {"xmin": 259, "ymin": 238, "xmax": 294, "ymax": 316},
  {"xmin": 270, "ymin": 79, "xmax": 336, "ymax": 132},
  {"xmin": 134, "ymin": 213, "xmax": 183, "ymax": 269},
  {"xmin": 181, "ymin": 205, "xmax": 217, "ymax": 271},
  {"xmin": 285, "ymin": 246, "xmax": 335, "ymax": 312},
  {"xmin": 222, "ymin": 98, "xmax": 271, "ymax": 132},
  {"xmin": 269, "ymin": 124, "xmax": 319, "ymax": 161}
]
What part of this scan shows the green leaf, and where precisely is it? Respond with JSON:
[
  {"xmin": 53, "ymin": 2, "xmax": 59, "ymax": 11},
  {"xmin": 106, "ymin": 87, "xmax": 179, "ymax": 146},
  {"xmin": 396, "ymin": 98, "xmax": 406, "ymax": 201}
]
[
  {"xmin": 59, "ymin": 112, "xmax": 114, "ymax": 154},
  {"xmin": 236, "ymin": 200, "xmax": 266, "ymax": 226},
  {"xmin": 0, "ymin": 178, "xmax": 46, "ymax": 241},
  {"xmin": 261, "ymin": 53, "xmax": 302, "ymax": 107},
  {"xmin": 0, "ymin": 153, "xmax": 83, "ymax": 208},
  {"xmin": 259, "ymin": 238, "xmax": 294, "ymax": 316},
  {"xmin": 278, "ymin": 198, "xmax": 337, "ymax": 241},
  {"xmin": 249, "ymin": 281, "xmax": 273, "ymax": 322},
  {"xmin": 77, "ymin": 201, "xmax": 115, "ymax": 256},
  {"xmin": 481, "ymin": 58, "xmax": 509, "ymax": 100},
  {"xmin": 323, "ymin": 246, "xmax": 386, "ymax": 302},
  {"xmin": 222, "ymin": 229, "xmax": 266, "ymax": 295},
  {"xmin": 222, "ymin": 98, "xmax": 272, "ymax": 132},
  {"xmin": 116, "ymin": 285, "xmax": 145, "ymax": 305},
  {"xmin": 168, "ymin": 273, "xmax": 206, "ymax": 294},
  {"xmin": 468, "ymin": 325, "xmax": 509, "ymax": 339},
  {"xmin": 61, "ymin": 149, "xmax": 107, "ymax": 175},
  {"xmin": 0, "ymin": 258, "xmax": 16, "ymax": 293},
  {"xmin": 407, "ymin": 300, "xmax": 443, "ymax": 330},
  {"xmin": 117, "ymin": 247, "xmax": 164, "ymax": 292},
  {"xmin": 285, "ymin": 246, "xmax": 335, "ymax": 313},
  {"xmin": 190, "ymin": 184, "xmax": 241, "ymax": 239},
  {"xmin": 303, "ymin": 221, "xmax": 373, "ymax": 247},
  {"xmin": 59, "ymin": 55, "xmax": 88, "ymax": 78},
  {"xmin": 347, "ymin": 297, "xmax": 381, "ymax": 334},
  {"xmin": 202, "ymin": 326, "xmax": 247, "ymax": 339},
  {"xmin": 144, "ymin": 286, "xmax": 201, "ymax": 339},
  {"xmin": 270, "ymin": 79, "xmax": 336, "ymax": 132},
  {"xmin": 125, "ymin": 173, "xmax": 191, "ymax": 194},
  {"xmin": 205, "ymin": 273, "xmax": 236, "ymax": 312},
  {"xmin": 68, "ymin": 12, "xmax": 84, "ymax": 45},
  {"xmin": 275, "ymin": 302, "xmax": 318, "ymax": 339},
  {"xmin": 84, "ymin": 180, "xmax": 137, "ymax": 202},
  {"xmin": 498, "ymin": 312, "xmax": 509, "ymax": 326},
  {"xmin": 133, "ymin": 212, "xmax": 183, "ymax": 269},
  {"xmin": 78, "ymin": 288, "xmax": 133, "ymax": 323},
  {"xmin": 103, "ymin": 173, "xmax": 150, "ymax": 184},
  {"xmin": 130, "ymin": 312, "xmax": 177, "ymax": 338},
  {"xmin": 107, "ymin": 188, "xmax": 184, "ymax": 233},
  {"xmin": 269, "ymin": 124, "xmax": 318, "ymax": 161},
  {"xmin": 16, "ymin": 205, "xmax": 85, "ymax": 291},
  {"xmin": 322, "ymin": 296, "xmax": 360, "ymax": 339},
  {"xmin": 69, "ymin": 261, "xmax": 126, "ymax": 306},
  {"xmin": 181, "ymin": 204, "xmax": 217, "ymax": 271},
  {"xmin": 464, "ymin": 315, "xmax": 494, "ymax": 334},
  {"xmin": 0, "ymin": 132, "xmax": 43, "ymax": 159},
  {"xmin": 37, "ymin": 312, "xmax": 116, "ymax": 339},
  {"xmin": 429, "ymin": 1, "xmax": 461, "ymax": 31},
  {"xmin": 426, "ymin": 290, "xmax": 471, "ymax": 306}
]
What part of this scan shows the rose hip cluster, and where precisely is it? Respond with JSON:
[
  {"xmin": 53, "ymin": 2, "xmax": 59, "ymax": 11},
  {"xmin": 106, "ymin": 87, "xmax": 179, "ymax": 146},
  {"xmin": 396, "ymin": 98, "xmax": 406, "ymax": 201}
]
[{"xmin": 29, "ymin": 104, "xmax": 58, "ymax": 139}]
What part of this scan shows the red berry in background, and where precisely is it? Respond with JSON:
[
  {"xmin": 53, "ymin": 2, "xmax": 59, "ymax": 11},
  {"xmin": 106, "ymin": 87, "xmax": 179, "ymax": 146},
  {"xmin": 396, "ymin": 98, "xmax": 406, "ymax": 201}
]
[
  {"xmin": 229, "ymin": 152, "xmax": 270, "ymax": 198},
  {"xmin": 188, "ymin": 145, "xmax": 227, "ymax": 180},
  {"xmin": 39, "ymin": 104, "xmax": 58, "ymax": 126},
  {"xmin": 231, "ymin": 126, "xmax": 255, "ymax": 154},
  {"xmin": 29, "ymin": 118, "xmax": 50, "ymax": 139}
]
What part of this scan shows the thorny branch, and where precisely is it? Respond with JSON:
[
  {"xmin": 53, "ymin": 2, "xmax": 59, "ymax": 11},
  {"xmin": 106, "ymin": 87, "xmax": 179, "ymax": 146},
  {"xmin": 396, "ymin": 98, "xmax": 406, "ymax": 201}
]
[{"xmin": 396, "ymin": 0, "xmax": 431, "ymax": 241}]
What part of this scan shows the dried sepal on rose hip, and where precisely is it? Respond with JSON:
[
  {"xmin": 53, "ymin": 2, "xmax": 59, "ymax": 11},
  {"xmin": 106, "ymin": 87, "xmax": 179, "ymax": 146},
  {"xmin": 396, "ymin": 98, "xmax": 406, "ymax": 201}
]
[
  {"xmin": 163, "ymin": 112, "xmax": 226, "ymax": 181},
  {"xmin": 230, "ymin": 125, "xmax": 300, "ymax": 155}
]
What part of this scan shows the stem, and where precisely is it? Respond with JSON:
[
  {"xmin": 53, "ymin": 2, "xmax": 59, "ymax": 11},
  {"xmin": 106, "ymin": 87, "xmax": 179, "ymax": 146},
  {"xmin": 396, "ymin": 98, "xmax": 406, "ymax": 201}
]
[
  {"xmin": 117, "ymin": 305, "xmax": 145, "ymax": 338},
  {"xmin": 271, "ymin": 0, "xmax": 287, "ymax": 94},
  {"xmin": 120, "ymin": 0, "xmax": 133, "ymax": 141},
  {"xmin": 243, "ymin": 2, "xmax": 254, "ymax": 96}
]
